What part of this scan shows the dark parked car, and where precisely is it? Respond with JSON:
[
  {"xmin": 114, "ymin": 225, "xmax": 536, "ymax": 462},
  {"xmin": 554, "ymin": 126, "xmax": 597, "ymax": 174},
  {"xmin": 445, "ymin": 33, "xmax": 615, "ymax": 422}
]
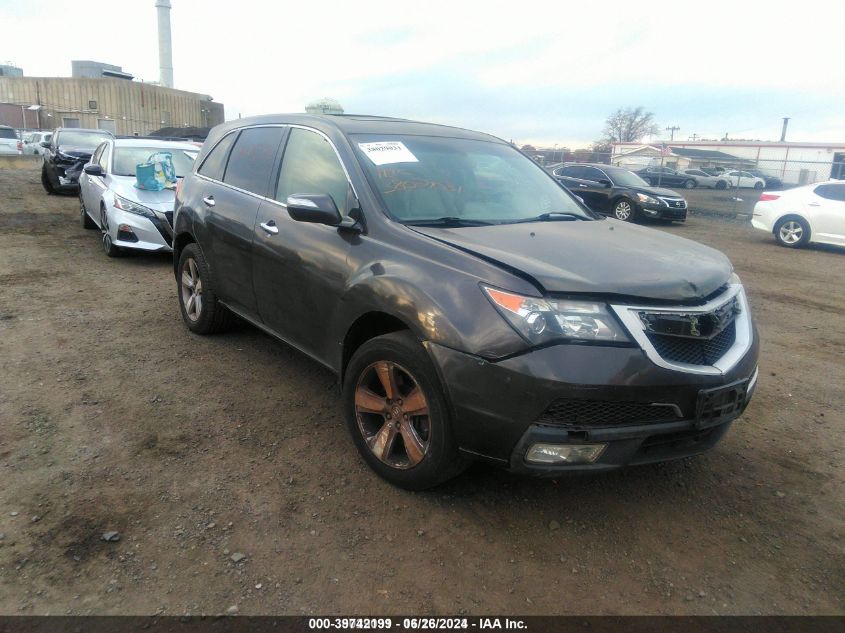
[
  {"xmin": 173, "ymin": 114, "xmax": 759, "ymax": 489},
  {"xmin": 553, "ymin": 163, "xmax": 688, "ymax": 221},
  {"xmin": 635, "ymin": 166, "xmax": 698, "ymax": 189},
  {"xmin": 41, "ymin": 127, "xmax": 114, "ymax": 194},
  {"xmin": 745, "ymin": 169, "xmax": 783, "ymax": 190}
]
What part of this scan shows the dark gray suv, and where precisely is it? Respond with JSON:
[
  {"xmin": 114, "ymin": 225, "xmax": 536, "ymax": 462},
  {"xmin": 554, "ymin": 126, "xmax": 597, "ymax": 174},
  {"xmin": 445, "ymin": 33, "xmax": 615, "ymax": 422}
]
[{"xmin": 173, "ymin": 114, "xmax": 759, "ymax": 489}]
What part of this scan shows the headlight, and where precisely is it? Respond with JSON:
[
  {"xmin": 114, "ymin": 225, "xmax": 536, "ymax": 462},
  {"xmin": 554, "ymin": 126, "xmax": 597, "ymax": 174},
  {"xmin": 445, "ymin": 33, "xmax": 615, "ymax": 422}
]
[
  {"xmin": 482, "ymin": 286, "xmax": 630, "ymax": 344},
  {"xmin": 729, "ymin": 272, "xmax": 741, "ymax": 285},
  {"xmin": 114, "ymin": 194, "xmax": 155, "ymax": 218},
  {"xmin": 636, "ymin": 193, "xmax": 661, "ymax": 205}
]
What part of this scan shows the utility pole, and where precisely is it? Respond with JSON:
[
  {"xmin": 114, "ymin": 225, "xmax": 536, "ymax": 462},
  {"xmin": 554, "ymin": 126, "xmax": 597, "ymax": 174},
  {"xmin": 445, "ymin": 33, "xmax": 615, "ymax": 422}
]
[
  {"xmin": 689, "ymin": 133, "xmax": 699, "ymax": 141},
  {"xmin": 780, "ymin": 117, "xmax": 790, "ymax": 142},
  {"xmin": 666, "ymin": 125, "xmax": 680, "ymax": 141}
]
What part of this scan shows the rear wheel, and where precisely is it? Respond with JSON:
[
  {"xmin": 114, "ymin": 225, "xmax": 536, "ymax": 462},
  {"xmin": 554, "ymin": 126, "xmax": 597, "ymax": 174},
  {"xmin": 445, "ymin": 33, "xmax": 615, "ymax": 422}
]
[
  {"xmin": 715, "ymin": 180, "xmax": 727, "ymax": 190},
  {"xmin": 177, "ymin": 243, "xmax": 233, "ymax": 334},
  {"xmin": 774, "ymin": 217, "xmax": 810, "ymax": 248},
  {"xmin": 613, "ymin": 199, "xmax": 635, "ymax": 222},
  {"xmin": 754, "ymin": 181, "xmax": 764, "ymax": 190},
  {"xmin": 343, "ymin": 331, "xmax": 466, "ymax": 490},
  {"xmin": 684, "ymin": 179, "xmax": 696, "ymax": 189}
]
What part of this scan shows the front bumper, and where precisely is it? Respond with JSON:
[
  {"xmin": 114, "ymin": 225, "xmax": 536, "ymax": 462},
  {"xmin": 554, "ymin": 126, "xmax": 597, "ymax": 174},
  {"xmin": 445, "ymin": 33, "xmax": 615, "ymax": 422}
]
[
  {"xmin": 640, "ymin": 201, "xmax": 687, "ymax": 220},
  {"xmin": 107, "ymin": 205, "xmax": 173, "ymax": 252},
  {"xmin": 426, "ymin": 324, "xmax": 758, "ymax": 473}
]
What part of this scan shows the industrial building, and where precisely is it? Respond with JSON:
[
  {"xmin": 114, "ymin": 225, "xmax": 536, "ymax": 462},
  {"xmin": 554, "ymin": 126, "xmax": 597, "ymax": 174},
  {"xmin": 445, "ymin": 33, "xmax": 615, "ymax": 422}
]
[
  {"xmin": 612, "ymin": 140, "xmax": 845, "ymax": 185},
  {"xmin": 0, "ymin": 76, "xmax": 224, "ymax": 136}
]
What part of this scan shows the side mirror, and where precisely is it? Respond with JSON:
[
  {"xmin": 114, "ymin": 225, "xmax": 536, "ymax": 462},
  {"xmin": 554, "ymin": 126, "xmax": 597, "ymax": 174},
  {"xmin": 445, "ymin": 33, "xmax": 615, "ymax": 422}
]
[
  {"xmin": 598, "ymin": 179, "xmax": 612, "ymax": 187},
  {"xmin": 286, "ymin": 194, "xmax": 342, "ymax": 226},
  {"xmin": 83, "ymin": 164, "xmax": 104, "ymax": 176},
  {"xmin": 40, "ymin": 141, "xmax": 51, "ymax": 148}
]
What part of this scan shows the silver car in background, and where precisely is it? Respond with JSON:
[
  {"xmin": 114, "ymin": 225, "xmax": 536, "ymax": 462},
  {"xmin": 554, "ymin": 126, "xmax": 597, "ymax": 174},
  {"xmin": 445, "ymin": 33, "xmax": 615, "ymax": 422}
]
[
  {"xmin": 78, "ymin": 138, "xmax": 199, "ymax": 256},
  {"xmin": 681, "ymin": 169, "xmax": 731, "ymax": 189}
]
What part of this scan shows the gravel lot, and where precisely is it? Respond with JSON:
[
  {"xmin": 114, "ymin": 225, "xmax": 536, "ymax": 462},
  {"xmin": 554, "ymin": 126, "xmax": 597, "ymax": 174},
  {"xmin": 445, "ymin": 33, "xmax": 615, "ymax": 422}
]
[{"xmin": 0, "ymin": 168, "xmax": 843, "ymax": 616}]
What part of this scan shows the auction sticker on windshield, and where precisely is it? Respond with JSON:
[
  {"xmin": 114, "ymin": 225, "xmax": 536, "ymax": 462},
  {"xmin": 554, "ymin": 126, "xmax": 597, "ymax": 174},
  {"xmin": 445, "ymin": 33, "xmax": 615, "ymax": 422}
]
[{"xmin": 358, "ymin": 141, "xmax": 419, "ymax": 166}]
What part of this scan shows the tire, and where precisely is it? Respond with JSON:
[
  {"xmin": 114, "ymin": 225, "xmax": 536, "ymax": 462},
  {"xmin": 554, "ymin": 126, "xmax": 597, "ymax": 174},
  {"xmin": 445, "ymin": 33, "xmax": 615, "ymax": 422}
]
[
  {"xmin": 102, "ymin": 232, "xmax": 123, "ymax": 258},
  {"xmin": 774, "ymin": 216, "xmax": 810, "ymax": 248},
  {"xmin": 684, "ymin": 179, "xmax": 696, "ymax": 189},
  {"xmin": 41, "ymin": 167, "xmax": 55, "ymax": 195},
  {"xmin": 612, "ymin": 198, "xmax": 635, "ymax": 222},
  {"xmin": 177, "ymin": 242, "xmax": 233, "ymax": 334},
  {"xmin": 342, "ymin": 331, "xmax": 466, "ymax": 490},
  {"xmin": 715, "ymin": 180, "xmax": 727, "ymax": 190},
  {"xmin": 754, "ymin": 181, "xmax": 764, "ymax": 190},
  {"xmin": 79, "ymin": 192, "xmax": 96, "ymax": 229}
]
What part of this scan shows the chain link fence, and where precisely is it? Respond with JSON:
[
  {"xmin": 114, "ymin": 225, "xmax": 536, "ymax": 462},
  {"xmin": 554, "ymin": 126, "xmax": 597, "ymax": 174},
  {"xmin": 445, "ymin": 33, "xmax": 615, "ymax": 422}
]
[{"xmin": 530, "ymin": 149, "xmax": 844, "ymax": 219}]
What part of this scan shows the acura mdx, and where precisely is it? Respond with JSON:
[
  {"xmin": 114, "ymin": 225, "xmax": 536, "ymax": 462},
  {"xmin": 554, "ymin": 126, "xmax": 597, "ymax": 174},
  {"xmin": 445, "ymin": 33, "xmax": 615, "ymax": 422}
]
[{"xmin": 173, "ymin": 115, "xmax": 759, "ymax": 489}]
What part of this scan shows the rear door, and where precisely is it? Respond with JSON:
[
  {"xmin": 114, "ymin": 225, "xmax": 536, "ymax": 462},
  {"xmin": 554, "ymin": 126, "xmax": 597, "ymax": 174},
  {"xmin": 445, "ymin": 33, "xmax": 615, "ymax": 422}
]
[
  {"xmin": 579, "ymin": 166, "xmax": 612, "ymax": 212},
  {"xmin": 809, "ymin": 183, "xmax": 845, "ymax": 244},
  {"xmin": 195, "ymin": 127, "xmax": 285, "ymax": 317},
  {"xmin": 253, "ymin": 126, "xmax": 357, "ymax": 360}
]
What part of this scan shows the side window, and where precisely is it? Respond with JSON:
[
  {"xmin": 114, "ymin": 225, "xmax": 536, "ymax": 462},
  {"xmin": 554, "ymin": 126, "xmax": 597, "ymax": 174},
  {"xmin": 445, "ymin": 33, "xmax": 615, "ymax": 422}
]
[
  {"xmin": 98, "ymin": 145, "xmax": 110, "ymax": 171},
  {"xmin": 814, "ymin": 184, "xmax": 845, "ymax": 202},
  {"xmin": 275, "ymin": 128, "xmax": 350, "ymax": 214},
  {"xmin": 223, "ymin": 127, "xmax": 285, "ymax": 196},
  {"xmin": 561, "ymin": 166, "xmax": 583, "ymax": 179},
  {"xmin": 581, "ymin": 167, "xmax": 604, "ymax": 182},
  {"xmin": 198, "ymin": 132, "xmax": 237, "ymax": 181}
]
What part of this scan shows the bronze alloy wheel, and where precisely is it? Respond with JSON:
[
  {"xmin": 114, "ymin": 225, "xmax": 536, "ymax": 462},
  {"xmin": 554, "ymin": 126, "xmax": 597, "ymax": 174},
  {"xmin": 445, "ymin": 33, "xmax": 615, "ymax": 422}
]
[{"xmin": 354, "ymin": 361, "xmax": 431, "ymax": 469}]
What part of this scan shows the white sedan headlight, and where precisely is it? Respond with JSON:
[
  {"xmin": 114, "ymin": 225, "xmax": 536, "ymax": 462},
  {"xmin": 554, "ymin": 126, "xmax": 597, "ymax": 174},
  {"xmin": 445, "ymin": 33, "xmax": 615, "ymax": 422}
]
[
  {"xmin": 114, "ymin": 194, "xmax": 155, "ymax": 219},
  {"xmin": 483, "ymin": 286, "xmax": 630, "ymax": 345}
]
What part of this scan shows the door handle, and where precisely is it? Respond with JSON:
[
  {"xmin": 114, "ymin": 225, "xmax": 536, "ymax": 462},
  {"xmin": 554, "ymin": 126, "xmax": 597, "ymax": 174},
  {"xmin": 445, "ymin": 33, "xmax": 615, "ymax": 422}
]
[
  {"xmin": 807, "ymin": 202, "xmax": 821, "ymax": 207},
  {"xmin": 260, "ymin": 220, "xmax": 279, "ymax": 235},
  {"xmin": 202, "ymin": 195, "xmax": 215, "ymax": 207}
]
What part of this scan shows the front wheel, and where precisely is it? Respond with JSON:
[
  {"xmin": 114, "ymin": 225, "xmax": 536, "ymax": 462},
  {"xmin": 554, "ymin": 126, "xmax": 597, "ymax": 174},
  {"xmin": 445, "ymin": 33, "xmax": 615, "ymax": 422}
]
[
  {"xmin": 613, "ymin": 199, "xmax": 635, "ymax": 222},
  {"xmin": 343, "ymin": 331, "xmax": 466, "ymax": 490},
  {"xmin": 774, "ymin": 217, "xmax": 810, "ymax": 248},
  {"xmin": 102, "ymin": 232, "xmax": 123, "ymax": 257},
  {"xmin": 41, "ymin": 168, "xmax": 55, "ymax": 195},
  {"xmin": 715, "ymin": 180, "xmax": 727, "ymax": 190}
]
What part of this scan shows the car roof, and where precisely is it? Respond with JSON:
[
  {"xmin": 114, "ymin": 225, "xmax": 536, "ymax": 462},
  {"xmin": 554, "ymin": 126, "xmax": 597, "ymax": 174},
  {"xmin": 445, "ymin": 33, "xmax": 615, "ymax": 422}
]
[
  {"xmin": 56, "ymin": 127, "xmax": 114, "ymax": 135},
  {"xmin": 210, "ymin": 113, "xmax": 507, "ymax": 144},
  {"xmin": 111, "ymin": 138, "xmax": 199, "ymax": 150}
]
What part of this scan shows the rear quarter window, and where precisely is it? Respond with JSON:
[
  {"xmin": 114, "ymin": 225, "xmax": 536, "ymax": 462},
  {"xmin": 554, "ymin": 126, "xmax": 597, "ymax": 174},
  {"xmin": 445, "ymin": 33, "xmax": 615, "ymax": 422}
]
[{"xmin": 198, "ymin": 132, "xmax": 237, "ymax": 181}]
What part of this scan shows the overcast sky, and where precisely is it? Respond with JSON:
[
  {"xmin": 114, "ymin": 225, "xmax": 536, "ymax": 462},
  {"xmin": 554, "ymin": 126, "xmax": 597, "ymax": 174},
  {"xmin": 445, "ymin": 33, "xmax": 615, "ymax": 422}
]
[{"xmin": 3, "ymin": 0, "xmax": 843, "ymax": 147}]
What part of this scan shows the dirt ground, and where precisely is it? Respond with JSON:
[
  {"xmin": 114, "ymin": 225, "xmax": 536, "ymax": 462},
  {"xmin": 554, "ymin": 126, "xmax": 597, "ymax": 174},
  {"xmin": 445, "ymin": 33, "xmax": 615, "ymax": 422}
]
[{"xmin": 0, "ymin": 168, "xmax": 843, "ymax": 616}]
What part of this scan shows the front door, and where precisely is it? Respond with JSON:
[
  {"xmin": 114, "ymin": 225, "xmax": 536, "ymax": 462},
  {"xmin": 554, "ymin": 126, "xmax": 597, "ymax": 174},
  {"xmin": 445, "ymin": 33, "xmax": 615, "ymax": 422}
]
[{"xmin": 253, "ymin": 127, "xmax": 357, "ymax": 363}]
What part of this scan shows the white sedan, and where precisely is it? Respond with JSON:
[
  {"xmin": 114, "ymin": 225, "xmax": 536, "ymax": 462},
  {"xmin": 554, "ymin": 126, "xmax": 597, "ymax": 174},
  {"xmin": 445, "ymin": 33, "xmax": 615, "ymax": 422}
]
[
  {"xmin": 751, "ymin": 180, "xmax": 845, "ymax": 248},
  {"xmin": 681, "ymin": 169, "xmax": 731, "ymax": 189},
  {"xmin": 722, "ymin": 170, "xmax": 766, "ymax": 189},
  {"xmin": 78, "ymin": 138, "xmax": 198, "ymax": 256}
]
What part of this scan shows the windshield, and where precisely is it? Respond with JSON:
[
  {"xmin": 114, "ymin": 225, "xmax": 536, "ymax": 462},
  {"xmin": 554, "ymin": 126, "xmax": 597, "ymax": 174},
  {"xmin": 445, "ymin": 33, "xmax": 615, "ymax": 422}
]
[
  {"xmin": 112, "ymin": 146, "xmax": 199, "ymax": 177},
  {"xmin": 0, "ymin": 128, "xmax": 17, "ymax": 139},
  {"xmin": 57, "ymin": 130, "xmax": 112, "ymax": 149},
  {"xmin": 352, "ymin": 135, "xmax": 592, "ymax": 224},
  {"xmin": 604, "ymin": 168, "xmax": 649, "ymax": 188}
]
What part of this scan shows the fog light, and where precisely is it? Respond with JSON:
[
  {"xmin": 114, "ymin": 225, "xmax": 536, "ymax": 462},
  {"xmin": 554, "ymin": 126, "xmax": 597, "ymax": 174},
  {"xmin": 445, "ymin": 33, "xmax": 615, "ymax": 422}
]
[
  {"xmin": 643, "ymin": 208, "xmax": 659, "ymax": 216},
  {"xmin": 525, "ymin": 443, "xmax": 607, "ymax": 465}
]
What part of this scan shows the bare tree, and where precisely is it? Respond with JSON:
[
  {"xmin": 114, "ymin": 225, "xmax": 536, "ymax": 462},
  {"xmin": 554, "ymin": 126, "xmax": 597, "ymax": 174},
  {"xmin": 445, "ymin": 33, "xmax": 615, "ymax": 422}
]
[{"xmin": 601, "ymin": 107, "xmax": 660, "ymax": 144}]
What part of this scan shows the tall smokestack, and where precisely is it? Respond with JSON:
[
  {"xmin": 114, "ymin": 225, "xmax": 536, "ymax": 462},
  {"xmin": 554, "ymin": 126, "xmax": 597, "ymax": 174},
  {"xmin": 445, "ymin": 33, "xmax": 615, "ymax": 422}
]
[
  {"xmin": 780, "ymin": 117, "xmax": 790, "ymax": 142},
  {"xmin": 155, "ymin": 0, "xmax": 174, "ymax": 88}
]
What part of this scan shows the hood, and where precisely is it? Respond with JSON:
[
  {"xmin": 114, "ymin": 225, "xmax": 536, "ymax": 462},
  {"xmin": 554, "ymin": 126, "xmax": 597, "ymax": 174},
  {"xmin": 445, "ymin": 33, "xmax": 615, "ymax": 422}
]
[
  {"xmin": 110, "ymin": 175, "xmax": 177, "ymax": 212},
  {"xmin": 629, "ymin": 184, "xmax": 682, "ymax": 197},
  {"xmin": 56, "ymin": 147, "xmax": 93, "ymax": 160},
  {"xmin": 410, "ymin": 219, "xmax": 732, "ymax": 303}
]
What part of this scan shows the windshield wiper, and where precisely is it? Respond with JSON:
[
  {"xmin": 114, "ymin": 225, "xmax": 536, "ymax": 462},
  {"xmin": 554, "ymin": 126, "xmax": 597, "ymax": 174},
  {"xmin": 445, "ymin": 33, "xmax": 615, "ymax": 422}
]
[
  {"xmin": 404, "ymin": 216, "xmax": 494, "ymax": 227},
  {"xmin": 511, "ymin": 212, "xmax": 583, "ymax": 224}
]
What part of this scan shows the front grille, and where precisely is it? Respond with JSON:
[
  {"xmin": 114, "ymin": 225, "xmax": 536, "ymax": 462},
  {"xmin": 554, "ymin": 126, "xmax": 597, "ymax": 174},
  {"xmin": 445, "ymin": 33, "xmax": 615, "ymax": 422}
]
[
  {"xmin": 537, "ymin": 399, "xmax": 681, "ymax": 428},
  {"xmin": 646, "ymin": 320, "xmax": 736, "ymax": 365},
  {"xmin": 658, "ymin": 197, "xmax": 687, "ymax": 209}
]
